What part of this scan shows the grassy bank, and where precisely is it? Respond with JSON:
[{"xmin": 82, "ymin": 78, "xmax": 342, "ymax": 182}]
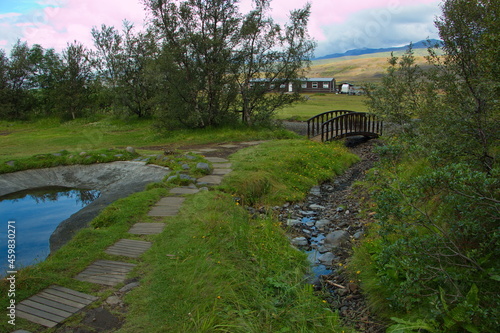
[{"xmin": 121, "ymin": 140, "xmax": 359, "ymax": 332}]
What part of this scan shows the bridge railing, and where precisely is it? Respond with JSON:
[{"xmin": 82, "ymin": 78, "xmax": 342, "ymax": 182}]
[
  {"xmin": 306, "ymin": 110, "xmax": 355, "ymax": 138},
  {"xmin": 321, "ymin": 112, "xmax": 383, "ymax": 142}
]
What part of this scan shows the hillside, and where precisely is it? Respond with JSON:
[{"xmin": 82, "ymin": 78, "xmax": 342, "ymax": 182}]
[
  {"xmin": 314, "ymin": 39, "xmax": 441, "ymax": 60},
  {"xmin": 307, "ymin": 48, "xmax": 434, "ymax": 85}
]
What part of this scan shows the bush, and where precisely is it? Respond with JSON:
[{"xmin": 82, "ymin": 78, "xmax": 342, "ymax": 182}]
[{"xmin": 354, "ymin": 152, "xmax": 500, "ymax": 332}]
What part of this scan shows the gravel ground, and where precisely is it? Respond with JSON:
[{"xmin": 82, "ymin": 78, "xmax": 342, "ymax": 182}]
[{"xmin": 281, "ymin": 120, "xmax": 309, "ymax": 136}]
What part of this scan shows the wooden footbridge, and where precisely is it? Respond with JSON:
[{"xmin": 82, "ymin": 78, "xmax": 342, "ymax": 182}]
[{"xmin": 307, "ymin": 110, "xmax": 383, "ymax": 142}]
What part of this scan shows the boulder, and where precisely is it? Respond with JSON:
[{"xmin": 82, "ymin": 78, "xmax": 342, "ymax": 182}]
[
  {"xmin": 196, "ymin": 162, "xmax": 211, "ymax": 172},
  {"xmin": 324, "ymin": 230, "xmax": 351, "ymax": 249},
  {"xmin": 291, "ymin": 237, "xmax": 308, "ymax": 247},
  {"xmin": 318, "ymin": 252, "xmax": 337, "ymax": 265}
]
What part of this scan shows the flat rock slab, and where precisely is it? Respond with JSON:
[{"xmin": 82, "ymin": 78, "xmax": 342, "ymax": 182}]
[
  {"xmin": 105, "ymin": 239, "xmax": 152, "ymax": 258},
  {"xmin": 197, "ymin": 175, "xmax": 224, "ymax": 185},
  {"xmin": 211, "ymin": 163, "xmax": 232, "ymax": 169},
  {"xmin": 240, "ymin": 141, "xmax": 267, "ymax": 145},
  {"xmin": 74, "ymin": 260, "xmax": 136, "ymax": 286},
  {"xmin": 169, "ymin": 187, "xmax": 200, "ymax": 195},
  {"xmin": 205, "ymin": 157, "xmax": 229, "ymax": 163},
  {"xmin": 198, "ymin": 148, "xmax": 217, "ymax": 152},
  {"xmin": 212, "ymin": 168, "xmax": 233, "ymax": 175},
  {"xmin": 128, "ymin": 223, "xmax": 165, "ymax": 235},
  {"xmin": 148, "ymin": 197, "xmax": 185, "ymax": 217},
  {"xmin": 16, "ymin": 285, "xmax": 97, "ymax": 328},
  {"xmin": 219, "ymin": 144, "xmax": 240, "ymax": 148}
]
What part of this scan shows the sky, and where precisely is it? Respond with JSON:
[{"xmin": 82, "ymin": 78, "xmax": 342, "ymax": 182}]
[{"xmin": 0, "ymin": 0, "xmax": 443, "ymax": 57}]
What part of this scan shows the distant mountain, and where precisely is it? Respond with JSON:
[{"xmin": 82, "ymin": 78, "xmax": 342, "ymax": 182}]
[{"xmin": 314, "ymin": 39, "xmax": 442, "ymax": 61}]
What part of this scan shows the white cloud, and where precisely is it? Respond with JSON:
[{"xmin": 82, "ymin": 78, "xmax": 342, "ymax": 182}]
[{"xmin": 314, "ymin": 3, "xmax": 441, "ymax": 57}]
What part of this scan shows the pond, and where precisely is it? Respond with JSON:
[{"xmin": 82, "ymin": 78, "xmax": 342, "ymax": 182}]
[{"xmin": 0, "ymin": 187, "xmax": 100, "ymax": 275}]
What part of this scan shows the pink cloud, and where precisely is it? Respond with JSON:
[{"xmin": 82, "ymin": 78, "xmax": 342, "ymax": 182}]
[
  {"xmin": 16, "ymin": 23, "xmax": 35, "ymax": 27},
  {"xmin": 22, "ymin": 0, "xmax": 146, "ymax": 50},
  {"xmin": 0, "ymin": 13, "xmax": 22, "ymax": 19},
  {"xmin": 16, "ymin": 0, "xmax": 441, "ymax": 52}
]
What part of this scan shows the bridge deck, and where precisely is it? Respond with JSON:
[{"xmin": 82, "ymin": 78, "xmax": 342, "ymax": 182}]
[{"xmin": 307, "ymin": 111, "xmax": 383, "ymax": 142}]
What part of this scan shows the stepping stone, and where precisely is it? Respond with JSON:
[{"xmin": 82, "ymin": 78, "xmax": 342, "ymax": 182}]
[
  {"xmin": 148, "ymin": 206, "xmax": 182, "ymax": 216},
  {"xmin": 212, "ymin": 168, "xmax": 233, "ymax": 176},
  {"xmin": 212, "ymin": 162, "xmax": 232, "ymax": 169},
  {"xmin": 169, "ymin": 187, "xmax": 200, "ymax": 195},
  {"xmin": 197, "ymin": 175, "xmax": 224, "ymax": 185},
  {"xmin": 205, "ymin": 157, "xmax": 229, "ymax": 163},
  {"xmin": 105, "ymin": 239, "xmax": 152, "ymax": 258},
  {"xmin": 16, "ymin": 285, "xmax": 97, "ymax": 328},
  {"xmin": 128, "ymin": 223, "xmax": 165, "ymax": 235},
  {"xmin": 148, "ymin": 197, "xmax": 185, "ymax": 217},
  {"xmin": 198, "ymin": 148, "xmax": 217, "ymax": 152},
  {"xmin": 219, "ymin": 144, "xmax": 240, "ymax": 148},
  {"xmin": 240, "ymin": 141, "xmax": 266, "ymax": 145},
  {"xmin": 74, "ymin": 260, "xmax": 136, "ymax": 286}
]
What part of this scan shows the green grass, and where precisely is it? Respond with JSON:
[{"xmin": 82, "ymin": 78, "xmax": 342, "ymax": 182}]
[
  {"xmin": 121, "ymin": 191, "xmax": 346, "ymax": 333},
  {"xmin": 0, "ymin": 117, "xmax": 297, "ymax": 162},
  {"xmin": 276, "ymin": 94, "xmax": 369, "ymax": 121},
  {"xmin": 0, "ymin": 148, "xmax": 139, "ymax": 174},
  {"xmin": 220, "ymin": 139, "xmax": 360, "ymax": 205},
  {"xmin": 0, "ymin": 138, "xmax": 359, "ymax": 332},
  {"xmin": 120, "ymin": 140, "xmax": 359, "ymax": 332},
  {"xmin": 0, "ymin": 111, "xmax": 361, "ymax": 332}
]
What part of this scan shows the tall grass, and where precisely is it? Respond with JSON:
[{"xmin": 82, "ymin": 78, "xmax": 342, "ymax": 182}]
[
  {"xmin": 220, "ymin": 140, "xmax": 360, "ymax": 205},
  {"xmin": 122, "ymin": 191, "xmax": 346, "ymax": 332}
]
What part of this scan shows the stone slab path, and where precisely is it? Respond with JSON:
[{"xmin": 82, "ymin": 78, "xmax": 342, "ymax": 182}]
[
  {"xmin": 16, "ymin": 285, "xmax": 98, "ymax": 328},
  {"xmin": 74, "ymin": 260, "xmax": 136, "ymax": 286},
  {"xmin": 197, "ymin": 174, "xmax": 224, "ymax": 185},
  {"xmin": 147, "ymin": 197, "xmax": 186, "ymax": 217},
  {"xmin": 105, "ymin": 239, "xmax": 152, "ymax": 258},
  {"xmin": 15, "ymin": 141, "xmax": 261, "ymax": 331},
  {"xmin": 169, "ymin": 187, "xmax": 200, "ymax": 195},
  {"xmin": 128, "ymin": 223, "xmax": 166, "ymax": 235}
]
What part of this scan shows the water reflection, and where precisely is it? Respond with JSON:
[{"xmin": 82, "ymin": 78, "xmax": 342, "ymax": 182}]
[
  {"xmin": 0, "ymin": 187, "xmax": 100, "ymax": 275},
  {"xmin": 2, "ymin": 186, "xmax": 99, "ymax": 205}
]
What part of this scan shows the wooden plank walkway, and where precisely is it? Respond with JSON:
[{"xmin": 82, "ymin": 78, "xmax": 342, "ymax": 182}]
[
  {"xmin": 128, "ymin": 222, "xmax": 165, "ymax": 235},
  {"xmin": 16, "ymin": 285, "xmax": 97, "ymax": 328},
  {"xmin": 148, "ymin": 197, "xmax": 185, "ymax": 217},
  {"xmin": 74, "ymin": 260, "xmax": 136, "ymax": 286},
  {"xmin": 105, "ymin": 239, "xmax": 152, "ymax": 258}
]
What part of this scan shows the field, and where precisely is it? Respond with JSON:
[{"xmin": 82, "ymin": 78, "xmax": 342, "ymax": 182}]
[
  {"xmin": 276, "ymin": 94, "xmax": 369, "ymax": 121},
  {"xmin": 307, "ymin": 48, "xmax": 432, "ymax": 84}
]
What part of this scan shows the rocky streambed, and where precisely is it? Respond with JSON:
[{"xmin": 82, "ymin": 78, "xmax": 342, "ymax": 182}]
[{"xmin": 275, "ymin": 137, "xmax": 386, "ymax": 332}]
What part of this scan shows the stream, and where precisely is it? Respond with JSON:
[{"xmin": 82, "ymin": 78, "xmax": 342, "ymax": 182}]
[{"xmin": 275, "ymin": 136, "xmax": 386, "ymax": 332}]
